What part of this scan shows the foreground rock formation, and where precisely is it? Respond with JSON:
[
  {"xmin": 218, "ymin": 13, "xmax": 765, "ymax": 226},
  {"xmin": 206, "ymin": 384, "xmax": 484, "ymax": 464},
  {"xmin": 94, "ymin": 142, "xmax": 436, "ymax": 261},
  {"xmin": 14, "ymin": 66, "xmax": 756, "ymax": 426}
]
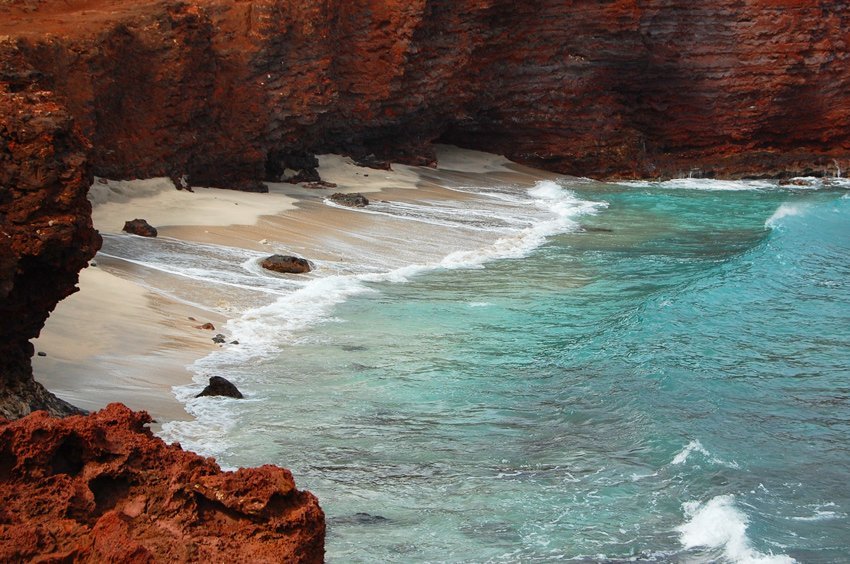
[
  {"xmin": 0, "ymin": 403, "xmax": 325, "ymax": 562},
  {"xmin": 2, "ymin": 0, "xmax": 848, "ymax": 186},
  {"xmin": 0, "ymin": 87, "xmax": 101, "ymax": 418}
]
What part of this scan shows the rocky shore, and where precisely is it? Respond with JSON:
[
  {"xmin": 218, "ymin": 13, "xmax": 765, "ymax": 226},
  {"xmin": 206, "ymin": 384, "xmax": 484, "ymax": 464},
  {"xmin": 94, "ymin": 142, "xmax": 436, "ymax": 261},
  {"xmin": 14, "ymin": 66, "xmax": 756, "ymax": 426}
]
[
  {"xmin": 0, "ymin": 403, "xmax": 324, "ymax": 562},
  {"xmin": 2, "ymin": 0, "xmax": 850, "ymax": 560}
]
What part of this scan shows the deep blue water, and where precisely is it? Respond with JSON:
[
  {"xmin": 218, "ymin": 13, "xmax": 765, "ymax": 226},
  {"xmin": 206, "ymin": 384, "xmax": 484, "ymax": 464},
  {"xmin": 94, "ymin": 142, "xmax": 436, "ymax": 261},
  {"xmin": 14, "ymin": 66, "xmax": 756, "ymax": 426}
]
[{"xmin": 160, "ymin": 178, "xmax": 850, "ymax": 562}]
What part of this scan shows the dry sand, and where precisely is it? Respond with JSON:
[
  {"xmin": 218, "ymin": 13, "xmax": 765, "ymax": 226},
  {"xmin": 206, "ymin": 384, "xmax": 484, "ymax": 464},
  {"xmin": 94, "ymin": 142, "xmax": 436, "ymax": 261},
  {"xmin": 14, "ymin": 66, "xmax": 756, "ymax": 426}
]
[{"xmin": 33, "ymin": 147, "xmax": 553, "ymax": 425}]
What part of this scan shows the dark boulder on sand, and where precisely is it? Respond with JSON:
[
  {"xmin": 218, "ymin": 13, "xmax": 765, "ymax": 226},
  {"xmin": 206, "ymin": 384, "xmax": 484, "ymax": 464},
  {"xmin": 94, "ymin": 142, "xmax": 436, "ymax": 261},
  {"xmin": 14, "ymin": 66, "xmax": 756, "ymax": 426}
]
[
  {"xmin": 329, "ymin": 192, "xmax": 369, "ymax": 208},
  {"xmin": 123, "ymin": 218, "xmax": 158, "ymax": 237},
  {"xmin": 196, "ymin": 376, "xmax": 243, "ymax": 399},
  {"xmin": 262, "ymin": 254, "xmax": 312, "ymax": 274}
]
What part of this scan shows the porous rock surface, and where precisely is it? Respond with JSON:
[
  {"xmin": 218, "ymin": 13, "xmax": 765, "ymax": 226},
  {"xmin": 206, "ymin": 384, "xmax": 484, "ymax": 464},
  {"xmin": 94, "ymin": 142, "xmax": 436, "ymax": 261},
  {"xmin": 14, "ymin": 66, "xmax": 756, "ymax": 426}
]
[
  {"xmin": 329, "ymin": 193, "xmax": 370, "ymax": 208},
  {"xmin": 0, "ymin": 403, "xmax": 325, "ymax": 563},
  {"xmin": 0, "ymin": 86, "xmax": 101, "ymax": 419}
]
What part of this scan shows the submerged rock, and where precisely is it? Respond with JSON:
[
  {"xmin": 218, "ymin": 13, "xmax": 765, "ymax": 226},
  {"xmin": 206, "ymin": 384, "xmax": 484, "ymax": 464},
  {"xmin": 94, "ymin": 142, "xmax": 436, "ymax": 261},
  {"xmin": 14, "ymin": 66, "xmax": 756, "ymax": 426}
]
[
  {"xmin": 196, "ymin": 376, "xmax": 243, "ymax": 399},
  {"xmin": 122, "ymin": 219, "xmax": 158, "ymax": 237},
  {"xmin": 261, "ymin": 255, "xmax": 312, "ymax": 274},
  {"xmin": 212, "ymin": 334, "xmax": 226, "ymax": 344},
  {"xmin": 329, "ymin": 192, "xmax": 369, "ymax": 208},
  {"xmin": 331, "ymin": 512, "xmax": 390, "ymax": 525}
]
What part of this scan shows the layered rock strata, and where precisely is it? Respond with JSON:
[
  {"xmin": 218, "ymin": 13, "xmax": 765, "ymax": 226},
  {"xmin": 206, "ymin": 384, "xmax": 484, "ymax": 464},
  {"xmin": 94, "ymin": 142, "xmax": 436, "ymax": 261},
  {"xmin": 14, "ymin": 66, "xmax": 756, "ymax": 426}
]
[
  {"xmin": 0, "ymin": 403, "xmax": 325, "ymax": 562},
  {"xmin": 1, "ymin": 0, "xmax": 848, "ymax": 186}
]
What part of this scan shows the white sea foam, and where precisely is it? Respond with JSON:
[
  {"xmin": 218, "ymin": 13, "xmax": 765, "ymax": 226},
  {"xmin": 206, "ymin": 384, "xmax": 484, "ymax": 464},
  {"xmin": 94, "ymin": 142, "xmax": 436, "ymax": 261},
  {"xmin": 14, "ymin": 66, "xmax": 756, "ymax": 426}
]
[
  {"xmin": 161, "ymin": 179, "xmax": 607, "ymax": 458},
  {"xmin": 617, "ymin": 178, "xmax": 776, "ymax": 191},
  {"xmin": 670, "ymin": 439, "xmax": 740, "ymax": 468},
  {"xmin": 678, "ymin": 495, "xmax": 796, "ymax": 564},
  {"xmin": 437, "ymin": 182, "xmax": 606, "ymax": 269},
  {"xmin": 789, "ymin": 503, "xmax": 845, "ymax": 522},
  {"xmin": 765, "ymin": 203, "xmax": 808, "ymax": 229}
]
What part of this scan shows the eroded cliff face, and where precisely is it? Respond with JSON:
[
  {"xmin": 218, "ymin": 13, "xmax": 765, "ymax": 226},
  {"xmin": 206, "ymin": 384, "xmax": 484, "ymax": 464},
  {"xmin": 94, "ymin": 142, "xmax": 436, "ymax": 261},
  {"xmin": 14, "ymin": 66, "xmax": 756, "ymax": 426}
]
[
  {"xmin": 0, "ymin": 84, "xmax": 101, "ymax": 419},
  {"xmin": 0, "ymin": 403, "xmax": 325, "ymax": 562},
  {"xmin": 2, "ymin": 0, "xmax": 848, "ymax": 186}
]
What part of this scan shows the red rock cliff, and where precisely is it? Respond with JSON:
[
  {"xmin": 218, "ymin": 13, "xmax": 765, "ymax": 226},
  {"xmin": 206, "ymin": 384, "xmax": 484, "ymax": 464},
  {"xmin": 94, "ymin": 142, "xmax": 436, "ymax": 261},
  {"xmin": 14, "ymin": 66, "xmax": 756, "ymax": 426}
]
[
  {"xmin": 2, "ymin": 0, "xmax": 848, "ymax": 185},
  {"xmin": 0, "ymin": 403, "xmax": 325, "ymax": 562},
  {"xmin": 0, "ymin": 83, "xmax": 101, "ymax": 418}
]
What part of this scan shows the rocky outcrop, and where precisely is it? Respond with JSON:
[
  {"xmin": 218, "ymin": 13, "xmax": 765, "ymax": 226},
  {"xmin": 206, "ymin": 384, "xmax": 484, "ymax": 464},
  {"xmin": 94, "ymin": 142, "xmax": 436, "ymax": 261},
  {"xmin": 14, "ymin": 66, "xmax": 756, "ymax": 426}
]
[
  {"xmin": 196, "ymin": 376, "xmax": 244, "ymax": 399},
  {"xmin": 0, "ymin": 86, "xmax": 101, "ymax": 419},
  {"xmin": 0, "ymin": 403, "xmax": 324, "ymax": 562},
  {"xmin": 1, "ymin": 0, "xmax": 848, "ymax": 186}
]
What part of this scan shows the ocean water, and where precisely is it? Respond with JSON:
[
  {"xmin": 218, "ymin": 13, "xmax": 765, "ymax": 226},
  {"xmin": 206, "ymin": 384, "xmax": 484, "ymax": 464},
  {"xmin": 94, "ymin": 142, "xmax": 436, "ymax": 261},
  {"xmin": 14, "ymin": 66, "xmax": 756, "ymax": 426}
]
[{"xmin": 122, "ymin": 172, "xmax": 850, "ymax": 562}]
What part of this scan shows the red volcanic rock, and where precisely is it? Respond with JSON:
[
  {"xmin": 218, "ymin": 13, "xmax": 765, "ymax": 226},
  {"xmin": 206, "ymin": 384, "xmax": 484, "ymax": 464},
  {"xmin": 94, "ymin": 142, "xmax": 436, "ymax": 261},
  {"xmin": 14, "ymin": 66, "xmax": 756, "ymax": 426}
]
[
  {"xmin": 0, "ymin": 1, "xmax": 847, "ymax": 185},
  {"xmin": 0, "ymin": 403, "xmax": 325, "ymax": 563},
  {"xmin": 0, "ymin": 86, "xmax": 101, "ymax": 419}
]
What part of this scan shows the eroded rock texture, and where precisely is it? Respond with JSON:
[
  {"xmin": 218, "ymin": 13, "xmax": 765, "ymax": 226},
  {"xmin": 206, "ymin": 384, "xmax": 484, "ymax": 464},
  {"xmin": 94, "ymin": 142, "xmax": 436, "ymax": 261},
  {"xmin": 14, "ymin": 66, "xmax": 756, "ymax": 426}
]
[
  {"xmin": 0, "ymin": 85, "xmax": 101, "ymax": 419},
  {"xmin": 0, "ymin": 403, "xmax": 325, "ymax": 563},
  {"xmin": 1, "ymin": 0, "xmax": 848, "ymax": 185}
]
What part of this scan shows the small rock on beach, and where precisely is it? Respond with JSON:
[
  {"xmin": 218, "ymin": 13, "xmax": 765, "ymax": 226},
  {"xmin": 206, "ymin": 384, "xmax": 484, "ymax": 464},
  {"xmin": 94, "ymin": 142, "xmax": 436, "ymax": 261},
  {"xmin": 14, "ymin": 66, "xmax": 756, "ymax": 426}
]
[
  {"xmin": 329, "ymin": 192, "xmax": 369, "ymax": 208},
  {"xmin": 122, "ymin": 218, "xmax": 158, "ymax": 237},
  {"xmin": 261, "ymin": 255, "xmax": 312, "ymax": 274}
]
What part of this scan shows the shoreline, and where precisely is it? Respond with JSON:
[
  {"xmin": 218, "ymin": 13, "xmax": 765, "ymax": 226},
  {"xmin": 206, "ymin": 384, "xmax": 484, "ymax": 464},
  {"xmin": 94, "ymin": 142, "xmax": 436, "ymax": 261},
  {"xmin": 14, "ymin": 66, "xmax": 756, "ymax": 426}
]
[{"xmin": 33, "ymin": 146, "xmax": 554, "ymax": 427}]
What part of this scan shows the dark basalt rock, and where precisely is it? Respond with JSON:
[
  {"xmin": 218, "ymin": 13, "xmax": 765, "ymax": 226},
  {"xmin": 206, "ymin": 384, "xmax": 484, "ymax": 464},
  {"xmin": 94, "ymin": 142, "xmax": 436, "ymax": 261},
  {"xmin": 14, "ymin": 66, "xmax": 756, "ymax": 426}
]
[
  {"xmin": 261, "ymin": 255, "xmax": 312, "ymax": 274},
  {"xmin": 212, "ymin": 334, "xmax": 226, "ymax": 344},
  {"xmin": 352, "ymin": 153, "xmax": 392, "ymax": 171},
  {"xmin": 122, "ymin": 219, "xmax": 158, "ymax": 237},
  {"xmin": 329, "ymin": 193, "xmax": 369, "ymax": 208},
  {"xmin": 196, "ymin": 376, "xmax": 243, "ymax": 399},
  {"xmin": 302, "ymin": 181, "xmax": 338, "ymax": 189}
]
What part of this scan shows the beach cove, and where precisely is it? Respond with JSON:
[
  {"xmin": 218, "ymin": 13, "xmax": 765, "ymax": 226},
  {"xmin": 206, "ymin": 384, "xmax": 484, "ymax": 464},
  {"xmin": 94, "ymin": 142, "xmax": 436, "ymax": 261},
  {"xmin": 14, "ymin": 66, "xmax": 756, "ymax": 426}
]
[{"xmin": 32, "ymin": 147, "xmax": 850, "ymax": 562}]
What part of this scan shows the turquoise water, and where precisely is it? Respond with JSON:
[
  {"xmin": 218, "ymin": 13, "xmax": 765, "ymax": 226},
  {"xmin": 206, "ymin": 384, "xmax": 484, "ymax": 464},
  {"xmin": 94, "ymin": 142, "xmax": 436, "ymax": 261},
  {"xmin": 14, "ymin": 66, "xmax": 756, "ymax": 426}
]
[{"xmin": 155, "ymin": 178, "xmax": 849, "ymax": 562}]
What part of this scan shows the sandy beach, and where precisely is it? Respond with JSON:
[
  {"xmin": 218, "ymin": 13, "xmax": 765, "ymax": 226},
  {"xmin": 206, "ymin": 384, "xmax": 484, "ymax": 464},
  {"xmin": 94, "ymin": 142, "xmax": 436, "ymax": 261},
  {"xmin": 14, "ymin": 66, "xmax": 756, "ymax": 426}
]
[{"xmin": 32, "ymin": 147, "xmax": 555, "ymax": 425}]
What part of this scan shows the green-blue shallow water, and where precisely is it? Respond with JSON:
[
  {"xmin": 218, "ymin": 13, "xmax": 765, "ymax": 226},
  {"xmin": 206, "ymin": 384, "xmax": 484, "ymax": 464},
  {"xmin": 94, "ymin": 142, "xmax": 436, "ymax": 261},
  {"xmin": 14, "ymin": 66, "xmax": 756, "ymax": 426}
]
[{"xmin": 158, "ymin": 179, "xmax": 849, "ymax": 562}]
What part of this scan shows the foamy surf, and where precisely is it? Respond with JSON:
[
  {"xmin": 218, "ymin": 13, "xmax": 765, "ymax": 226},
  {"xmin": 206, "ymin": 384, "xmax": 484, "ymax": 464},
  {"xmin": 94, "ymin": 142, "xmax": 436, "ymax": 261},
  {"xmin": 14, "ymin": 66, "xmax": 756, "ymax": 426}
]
[
  {"xmin": 206, "ymin": 180, "xmax": 603, "ymax": 359},
  {"xmin": 765, "ymin": 203, "xmax": 809, "ymax": 229},
  {"xmin": 617, "ymin": 178, "xmax": 776, "ymax": 191},
  {"xmin": 671, "ymin": 439, "xmax": 740, "ymax": 469},
  {"xmin": 160, "ymin": 179, "xmax": 607, "ymax": 458},
  {"xmin": 678, "ymin": 496, "xmax": 795, "ymax": 564}
]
